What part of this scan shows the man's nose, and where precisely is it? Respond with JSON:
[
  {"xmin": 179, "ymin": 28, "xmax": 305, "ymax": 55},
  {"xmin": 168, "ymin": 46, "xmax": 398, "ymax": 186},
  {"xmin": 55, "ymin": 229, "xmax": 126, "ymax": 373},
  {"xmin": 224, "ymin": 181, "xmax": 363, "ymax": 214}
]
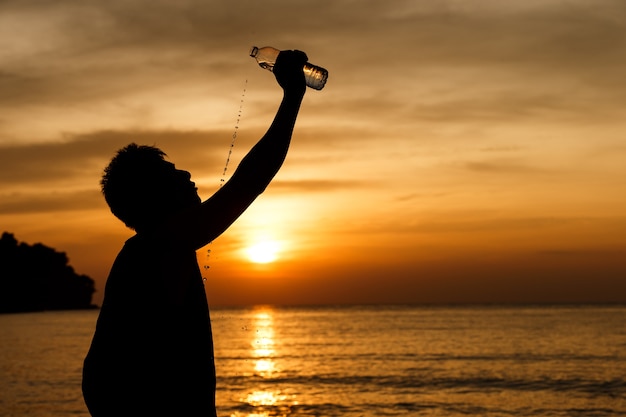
[{"xmin": 177, "ymin": 169, "xmax": 192, "ymax": 180}]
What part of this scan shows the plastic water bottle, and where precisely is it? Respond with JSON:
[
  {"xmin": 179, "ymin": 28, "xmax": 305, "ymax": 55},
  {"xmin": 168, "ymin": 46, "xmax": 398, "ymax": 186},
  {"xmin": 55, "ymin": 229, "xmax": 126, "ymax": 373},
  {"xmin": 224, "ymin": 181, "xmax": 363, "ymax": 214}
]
[{"xmin": 250, "ymin": 46, "xmax": 328, "ymax": 90}]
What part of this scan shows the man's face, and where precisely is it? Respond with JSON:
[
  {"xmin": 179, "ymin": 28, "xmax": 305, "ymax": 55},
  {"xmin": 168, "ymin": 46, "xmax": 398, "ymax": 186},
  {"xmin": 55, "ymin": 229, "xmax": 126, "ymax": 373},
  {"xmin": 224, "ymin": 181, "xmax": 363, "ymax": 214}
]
[{"xmin": 158, "ymin": 161, "xmax": 202, "ymax": 209}]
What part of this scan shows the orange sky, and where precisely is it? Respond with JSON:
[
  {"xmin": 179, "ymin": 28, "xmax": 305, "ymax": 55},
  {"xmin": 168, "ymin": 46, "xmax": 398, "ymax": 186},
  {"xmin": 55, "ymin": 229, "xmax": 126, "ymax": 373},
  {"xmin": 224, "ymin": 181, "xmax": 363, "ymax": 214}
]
[{"xmin": 1, "ymin": 0, "xmax": 625, "ymax": 306}]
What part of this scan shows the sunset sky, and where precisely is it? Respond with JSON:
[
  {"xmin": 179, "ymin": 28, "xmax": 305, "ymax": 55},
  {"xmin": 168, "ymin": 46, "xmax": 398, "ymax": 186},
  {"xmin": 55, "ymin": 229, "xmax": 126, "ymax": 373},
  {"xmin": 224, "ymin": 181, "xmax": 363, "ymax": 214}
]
[{"xmin": 1, "ymin": 0, "xmax": 625, "ymax": 307}]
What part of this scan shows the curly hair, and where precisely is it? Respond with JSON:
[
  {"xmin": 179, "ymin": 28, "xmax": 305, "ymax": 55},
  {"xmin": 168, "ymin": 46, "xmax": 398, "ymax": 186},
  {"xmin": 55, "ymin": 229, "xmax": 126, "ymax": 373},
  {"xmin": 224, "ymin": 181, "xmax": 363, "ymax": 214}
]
[{"xmin": 101, "ymin": 143, "xmax": 169, "ymax": 231}]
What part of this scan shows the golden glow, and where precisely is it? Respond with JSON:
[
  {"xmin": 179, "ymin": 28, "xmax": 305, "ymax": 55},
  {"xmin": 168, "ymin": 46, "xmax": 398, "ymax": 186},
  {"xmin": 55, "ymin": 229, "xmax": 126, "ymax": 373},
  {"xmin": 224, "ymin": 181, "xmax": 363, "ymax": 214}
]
[
  {"xmin": 251, "ymin": 310, "xmax": 276, "ymax": 376},
  {"xmin": 244, "ymin": 239, "xmax": 281, "ymax": 264},
  {"xmin": 233, "ymin": 307, "xmax": 300, "ymax": 417},
  {"xmin": 254, "ymin": 359, "xmax": 275, "ymax": 374},
  {"xmin": 3, "ymin": 0, "xmax": 626, "ymax": 309},
  {"xmin": 243, "ymin": 390, "xmax": 288, "ymax": 406}
]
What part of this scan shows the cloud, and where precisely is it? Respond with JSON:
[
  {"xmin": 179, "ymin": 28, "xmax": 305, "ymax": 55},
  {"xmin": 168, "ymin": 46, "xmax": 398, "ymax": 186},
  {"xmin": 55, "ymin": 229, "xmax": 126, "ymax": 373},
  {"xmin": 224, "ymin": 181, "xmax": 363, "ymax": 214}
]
[
  {"xmin": 480, "ymin": 146, "xmax": 523, "ymax": 153},
  {"xmin": 1, "ymin": 0, "xmax": 624, "ymax": 307},
  {"xmin": 535, "ymin": 248, "xmax": 626, "ymax": 258},
  {"xmin": 0, "ymin": 189, "xmax": 104, "ymax": 214},
  {"xmin": 339, "ymin": 213, "xmax": 615, "ymax": 236},
  {"xmin": 410, "ymin": 216, "xmax": 588, "ymax": 234},
  {"xmin": 0, "ymin": 1, "xmax": 258, "ymax": 112},
  {"xmin": 3, "ymin": 0, "xmax": 626, "ymax": 147},
  {"xmin": 0, "ymin": 128, "xmax": 238, "ymax": 188},
  {"xmin": 269, "ymin": 179, "xmax": 367, "ymax": 193},
  {"xmin": 463, "ymin": 158, "xmax": 550, "ymax": 175}
]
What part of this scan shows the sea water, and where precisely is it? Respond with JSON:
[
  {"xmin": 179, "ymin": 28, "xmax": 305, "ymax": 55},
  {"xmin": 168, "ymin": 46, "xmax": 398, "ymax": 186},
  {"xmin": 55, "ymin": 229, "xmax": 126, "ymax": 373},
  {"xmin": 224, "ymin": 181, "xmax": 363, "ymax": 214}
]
[{"xmin": 1, "ymin": 305, "xmax": 625, "ymax": 416}]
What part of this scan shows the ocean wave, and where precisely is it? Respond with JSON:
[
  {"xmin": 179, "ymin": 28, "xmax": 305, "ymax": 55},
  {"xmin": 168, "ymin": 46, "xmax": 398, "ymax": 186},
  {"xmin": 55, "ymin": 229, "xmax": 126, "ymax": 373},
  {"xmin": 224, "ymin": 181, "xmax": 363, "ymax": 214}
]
[
  {"xmin": 219, "ymin": 374, "xmax": 626, "ymax": 397},
  {"xmin": 220, "ymin": 397, "xmax": 622, "ymax": 417},
  {"xmin": 218, "ymin": 351, "xmax": 623, "ymax": 363}
]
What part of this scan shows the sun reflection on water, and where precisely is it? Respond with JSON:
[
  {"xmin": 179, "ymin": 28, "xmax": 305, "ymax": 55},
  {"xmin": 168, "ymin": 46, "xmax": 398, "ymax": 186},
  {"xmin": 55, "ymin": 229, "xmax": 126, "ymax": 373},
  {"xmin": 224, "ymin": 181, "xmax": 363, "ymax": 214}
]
[
  {"xmin": 254, "ymin": 358, "xmax": 276, "ymax": 375},
  {"xmin": 245, "ymin": 390, "xmax": 292, "ymax": 406},
  {"xmin": 231, "ymin": 307, "xmax": 299, "ymax": 417},
  {"xmin": 252, "ymin": 310, "xmax": 276, "ymax": 377}
]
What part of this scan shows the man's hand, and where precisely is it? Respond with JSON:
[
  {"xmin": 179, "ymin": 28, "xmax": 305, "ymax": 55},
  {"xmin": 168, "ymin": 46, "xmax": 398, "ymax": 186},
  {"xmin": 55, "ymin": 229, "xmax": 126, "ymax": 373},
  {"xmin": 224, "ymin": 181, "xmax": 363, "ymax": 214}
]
[{"xmin": 274, "ymin": 49, "xmax": 308, "ymax": 95}]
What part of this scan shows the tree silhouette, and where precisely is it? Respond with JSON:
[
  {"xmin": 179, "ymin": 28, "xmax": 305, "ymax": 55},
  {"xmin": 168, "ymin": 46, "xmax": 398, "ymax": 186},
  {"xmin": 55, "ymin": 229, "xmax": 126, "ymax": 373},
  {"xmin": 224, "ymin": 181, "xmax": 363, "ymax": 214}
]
[{"xmin": 0, "ymin": 232, "xmax": 96, "ymax": 313}]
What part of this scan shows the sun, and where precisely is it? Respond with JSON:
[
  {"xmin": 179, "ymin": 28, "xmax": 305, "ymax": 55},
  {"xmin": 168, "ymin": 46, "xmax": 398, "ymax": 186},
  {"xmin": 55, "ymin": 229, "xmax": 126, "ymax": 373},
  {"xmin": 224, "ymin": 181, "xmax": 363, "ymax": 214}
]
[{"xmin": 245, "ymin": 240, "xmax": 281, "ymax": 264}]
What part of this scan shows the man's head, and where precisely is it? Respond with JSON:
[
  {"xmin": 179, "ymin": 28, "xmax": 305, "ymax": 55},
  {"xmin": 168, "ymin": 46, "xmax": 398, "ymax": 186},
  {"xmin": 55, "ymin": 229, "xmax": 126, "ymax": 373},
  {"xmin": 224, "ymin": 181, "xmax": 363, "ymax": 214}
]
[{"xmin": 101, "ymin": 143, "xmax": 201, "ymax": 232}]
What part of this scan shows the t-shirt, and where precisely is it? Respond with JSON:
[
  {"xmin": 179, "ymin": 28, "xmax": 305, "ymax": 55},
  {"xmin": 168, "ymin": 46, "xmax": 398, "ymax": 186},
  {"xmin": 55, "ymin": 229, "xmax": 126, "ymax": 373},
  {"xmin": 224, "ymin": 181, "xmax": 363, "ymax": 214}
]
[{"xmin": 83, "ymin": 234, "xmax": 216, "ymax": 416}]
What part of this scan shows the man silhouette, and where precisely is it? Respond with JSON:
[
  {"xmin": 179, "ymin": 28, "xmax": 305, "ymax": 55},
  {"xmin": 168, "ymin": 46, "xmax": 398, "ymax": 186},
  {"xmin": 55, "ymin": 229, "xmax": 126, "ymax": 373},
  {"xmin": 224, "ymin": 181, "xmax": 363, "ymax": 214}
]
[{"xmin": 82, "ymin": 50, "xmax": 308, "ymax": 416}]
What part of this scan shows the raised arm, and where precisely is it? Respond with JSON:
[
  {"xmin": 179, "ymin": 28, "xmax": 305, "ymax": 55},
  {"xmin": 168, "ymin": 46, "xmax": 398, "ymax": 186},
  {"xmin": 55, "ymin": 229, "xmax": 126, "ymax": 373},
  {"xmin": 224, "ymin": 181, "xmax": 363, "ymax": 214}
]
[{"xmin": 168, "ymin": 50, "xmax": 308, "ymax": 249}]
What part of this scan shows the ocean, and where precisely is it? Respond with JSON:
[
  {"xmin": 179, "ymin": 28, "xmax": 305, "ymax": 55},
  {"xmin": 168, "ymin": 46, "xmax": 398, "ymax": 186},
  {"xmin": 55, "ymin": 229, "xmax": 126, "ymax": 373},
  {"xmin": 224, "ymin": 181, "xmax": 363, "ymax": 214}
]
[{"xmin": 1, "ymin": 305, "xmax": 625, "ymax": 416}]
